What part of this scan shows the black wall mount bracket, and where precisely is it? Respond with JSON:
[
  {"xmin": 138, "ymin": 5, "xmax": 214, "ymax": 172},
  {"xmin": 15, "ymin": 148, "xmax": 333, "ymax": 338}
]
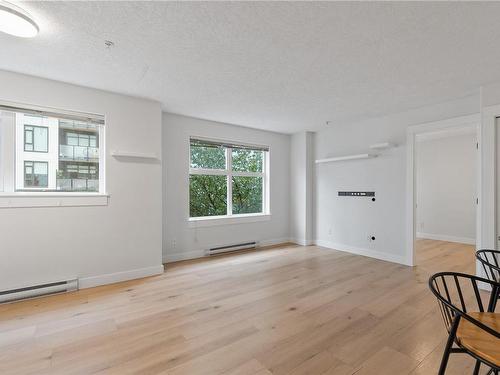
[{"xmin": 338, "ymin": 191, "xmax": 375, "ymax": 197}]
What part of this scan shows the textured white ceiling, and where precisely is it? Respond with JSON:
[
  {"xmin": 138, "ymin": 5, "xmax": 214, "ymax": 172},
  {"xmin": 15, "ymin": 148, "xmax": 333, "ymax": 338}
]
[{"xmin": 1, "ymin": 2, "xmax": 499, "ymax": 133}]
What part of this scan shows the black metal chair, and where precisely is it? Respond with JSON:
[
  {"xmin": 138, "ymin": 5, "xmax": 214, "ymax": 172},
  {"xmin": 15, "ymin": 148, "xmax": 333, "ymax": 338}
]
[
  {"xmin": 428, "ymin": 272, "xmax": 500, "ymax": 375},
  {"xmin": 477, "ymin": 249, "xmax": 500, "ymax": 283}
]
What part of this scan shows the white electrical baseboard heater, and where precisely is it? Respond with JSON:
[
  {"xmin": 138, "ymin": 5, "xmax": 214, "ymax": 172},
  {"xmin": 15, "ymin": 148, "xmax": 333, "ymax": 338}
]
[
  {"xmin": 207, "ymin": 241, "xmax": 257, "ymax": 256},
  {"xmin": 0, "ymin": 279, "xmax": 78, "ymax": 304}
]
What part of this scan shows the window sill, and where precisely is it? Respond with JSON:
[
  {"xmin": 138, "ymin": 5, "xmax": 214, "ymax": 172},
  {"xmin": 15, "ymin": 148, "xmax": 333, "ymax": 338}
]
[
  {"xmin": 0, "ymin": 193, "xmax": 109, "ymax": 208},
  {"xmin": 188, "ymin": 213, "xmax": 271, "ymax": 228}
]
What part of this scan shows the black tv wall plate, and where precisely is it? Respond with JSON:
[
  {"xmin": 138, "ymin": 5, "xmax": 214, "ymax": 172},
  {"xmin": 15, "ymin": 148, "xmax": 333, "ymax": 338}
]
[{"xmin": 338, "ymin": 191, "xmax": 375, "ymax": 197}]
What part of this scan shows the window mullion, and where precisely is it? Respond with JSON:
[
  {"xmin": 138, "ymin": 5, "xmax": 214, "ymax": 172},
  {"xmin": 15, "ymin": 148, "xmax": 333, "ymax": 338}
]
[
  {"xmin": 263, "ymin": 151, "xmax": 267, "ymax": 214},
  {"xmin": 189, "ymin": 168, "xmax": 227, "ymax": 176},
  {"xmin": 232, "ymin": 171, "xmax": 264, "ymax": 178},
  {"xmin": 227, "ymin": 147, "xmax": 232, "ymax": 216}
]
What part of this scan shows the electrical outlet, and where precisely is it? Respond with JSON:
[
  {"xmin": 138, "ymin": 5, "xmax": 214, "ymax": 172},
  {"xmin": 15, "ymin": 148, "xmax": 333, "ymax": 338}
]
[
  {"xmin": 328, "ymin": 227, "xmax": 332, "ymax": 235},
  {"xmin": 172, "ymin": 239, "xmax": 176, "ymax": 249}
]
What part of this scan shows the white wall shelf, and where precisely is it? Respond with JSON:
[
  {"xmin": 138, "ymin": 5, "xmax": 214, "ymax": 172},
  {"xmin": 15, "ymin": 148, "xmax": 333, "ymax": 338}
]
[
  {"xmin": 369, "ymin": 142, "xmax": 395, "ymax": 150},
  {"xmin": 111, "ymin": 151, "xmax": 159, "ymax": 160},
  {"xmin": 315, "ymin": 153, "xmax": 377, "ymax": 164}
]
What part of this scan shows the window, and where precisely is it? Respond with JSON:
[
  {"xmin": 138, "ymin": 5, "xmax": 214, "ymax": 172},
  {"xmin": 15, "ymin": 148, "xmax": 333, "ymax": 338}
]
[
  {"xmin": 189, "ymin": 138, "xmax": 269, "ymax": 219},
  {"xmin": 65, "ymin": 132, "xmax": 97, "ymax": 148},
  {"xmin": 24, "ymin": 125, "xmax": 48, "ymax": 152},
  {"xmin": 0, "ymin": 105, "xmax": 105, "ymax": 194},
  {"xmin": 24, "ymin": 161, "xmax": 48, "ymax": 187}
]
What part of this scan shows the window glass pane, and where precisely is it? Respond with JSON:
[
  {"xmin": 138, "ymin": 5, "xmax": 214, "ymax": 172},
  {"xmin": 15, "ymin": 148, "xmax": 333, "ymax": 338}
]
[
  {"xmin": 232, "ymin": 176, "xmax": 263, "ymax": 214},
  {"xmin": 38, "ymin": 175, "xmax": 48, "ymax": 187},
  {"xmin": 87, "ymin": 179, "xmax": 98, "ymax": 191},
  {"xmin": 190, "ymin": 144, "xmax": 226, "ymax": 169},
  {"xmin": 189, "ymin": 174, "xmax": 227, "ymax": 217},
  {"xmin": 34, "ymin": 162, "xmax": 47, "ymax": 175},
  {"xmin": 79, "ymin": 134, "xmax": 89, "ymax": 147},
  {"xmin": 25, "ymin": 143, "xmax": 33, "ymax": 151},
  {"xmin": 89, "ymin": 135, "xmax": 97, "ymax": 147},
  {"xmin": 25, "ymin": 129, "xmax": 33, "ymax": 144},
  {"xmin": 33, "ymin": 126, "xmax": 48, "ymax": 152},
  {"xmin": 232, "ymin": 148, "xmax": 263, "ymax": 172},
  {"xmin": 67, "ymin": 133, "xmax": 79, "ymax": 146}
]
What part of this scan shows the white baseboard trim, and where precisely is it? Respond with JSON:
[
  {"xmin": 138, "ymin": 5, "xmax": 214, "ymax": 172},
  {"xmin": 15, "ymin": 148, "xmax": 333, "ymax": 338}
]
[
  {"xmin": 289, "ymin": 238, "xmax": 315, "ymax": 246},
  {"xmin": 315, "ymin": 239, "xmax": 410, "ymax": 266},
  {"xmin": 164, "ymin": 249, "xmax": 205, "ymax": 263},
  {"xmin": 416, "ymin": 232, "xmax": 475, "ymax": 245},
  {"xmin": 163, "ymin": 237, "xmax": 293, "ymax": 263},
  {"xmin": 78, "ymin": 265, "xmax": 164, "ymax": 289},
  {"xmin": 259, "ymin": 237, "xmax": 293, "ymax": 247}
]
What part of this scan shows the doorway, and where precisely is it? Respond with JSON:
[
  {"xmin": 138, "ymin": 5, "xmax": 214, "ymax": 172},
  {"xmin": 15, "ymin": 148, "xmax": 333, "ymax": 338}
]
[
  {"xmin": 415, "ymin": 126, "xmax": 477, "ymax": 266},
  {"xmin": 406, "ymin": 114, "xmax": 480, "ymax": 267}
]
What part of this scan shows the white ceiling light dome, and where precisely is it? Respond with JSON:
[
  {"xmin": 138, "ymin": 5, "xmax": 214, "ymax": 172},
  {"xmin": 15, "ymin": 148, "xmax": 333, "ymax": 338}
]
[{"xmin": 0, "ymin": 1, "xmax": 38, "ymax": 38}]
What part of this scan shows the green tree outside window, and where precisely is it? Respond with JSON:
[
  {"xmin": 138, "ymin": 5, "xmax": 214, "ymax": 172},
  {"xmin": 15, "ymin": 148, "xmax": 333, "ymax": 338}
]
[{"xmin": 189, "ymin": 139, "xmax": 266, "ymax": 218}]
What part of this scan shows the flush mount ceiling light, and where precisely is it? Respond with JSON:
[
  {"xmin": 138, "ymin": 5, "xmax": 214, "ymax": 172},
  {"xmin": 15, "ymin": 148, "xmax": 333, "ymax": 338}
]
[{"xmin": 0, "ymin": 1, "xmax": 38, "ymax": 38}]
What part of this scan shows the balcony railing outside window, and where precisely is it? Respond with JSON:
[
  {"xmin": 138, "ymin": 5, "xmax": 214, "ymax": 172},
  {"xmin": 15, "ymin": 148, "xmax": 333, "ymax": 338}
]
[
  {"xmin": 57, "ymin": 178, "xmax": 98, "ymax": 192},
  {"xmin": 59, "ymin": 145, "xmax": 99, "ymax": 161}
]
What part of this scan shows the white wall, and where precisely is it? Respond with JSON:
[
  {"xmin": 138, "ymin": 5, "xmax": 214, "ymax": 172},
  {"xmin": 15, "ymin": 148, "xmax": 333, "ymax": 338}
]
[
  {"xmin": 0, "ymin": 70, "xmax": 163, "ymax": 291},
  {"xmin": 290, "ymin": 131, "xmax": 313, "ymax": 245},
  {"xmin": 162, "ymin": 113, "xmax": 290, "ymax": 262},
  {"xmin": 314, "ymin": 95, "xmax": 479, "ymax": 264},
  {"xmin": 416, "ymin": 132, "xmax": 476, "ymax": 244}
]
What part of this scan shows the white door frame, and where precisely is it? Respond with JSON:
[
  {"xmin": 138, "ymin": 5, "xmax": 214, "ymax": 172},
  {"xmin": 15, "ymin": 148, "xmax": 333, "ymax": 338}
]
[
  {"xmin": 405, "ymin": 113, "xmax": 481, "ymax": 267},
  {"xmin": 479, "ymin": 104, "xmax": 500, "ymax": 251}
]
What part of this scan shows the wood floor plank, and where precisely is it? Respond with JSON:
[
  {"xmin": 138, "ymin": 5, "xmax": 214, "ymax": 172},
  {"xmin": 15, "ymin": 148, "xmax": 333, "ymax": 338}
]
[
  {"xmin": 353, "ymin": 346, "xmax": 419, "ymax": 375},
  {"xmin": 0, "ymin": 240, "xmax": 480, "ymax": 374},
  {"xmin": 221, "ymin": 358, "xmax": 267, "ymax": 375}
]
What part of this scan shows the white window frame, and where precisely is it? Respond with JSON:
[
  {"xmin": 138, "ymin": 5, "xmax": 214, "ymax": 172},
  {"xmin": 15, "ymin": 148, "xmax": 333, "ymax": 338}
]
[
  {"xmin": 0, "ymin": 101, "xmax": 108, "ymax": 208},
  {"xmin": 188, "ymin": 137, "xmax": 271, "ymax": 226}
]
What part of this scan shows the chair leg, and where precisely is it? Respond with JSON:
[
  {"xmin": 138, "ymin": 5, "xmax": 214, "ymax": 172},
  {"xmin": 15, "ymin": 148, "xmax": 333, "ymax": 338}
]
[
  {"xmin": 439, "ymin": 318, "xmax": 460, "ymax": 375},
  {"xmin": 484, "ymin": 367, "xmax": 499, "ymax": 375},
  {"xmin": 438, "ymin": 335, "xmax": 454, "ymax": 375},
  {"xmin": 472, "ymin": 360, "xmax": 480, "ymax": 375}
]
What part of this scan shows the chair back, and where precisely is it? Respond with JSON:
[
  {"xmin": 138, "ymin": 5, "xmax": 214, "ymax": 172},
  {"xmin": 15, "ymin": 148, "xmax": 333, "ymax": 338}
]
[
  {"xmin": 476, "ymin": 249, "xmax": 500, "ymax": 283},
  {"xmin": 428, "ymin": 272, "xmax": 499, "ymax": 333}
]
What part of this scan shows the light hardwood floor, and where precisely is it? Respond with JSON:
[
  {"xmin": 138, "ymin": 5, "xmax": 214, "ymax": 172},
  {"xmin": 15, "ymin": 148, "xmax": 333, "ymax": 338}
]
[{"xmin": 0, "ymin": 240, "xmax": 485, "ymax": 374}]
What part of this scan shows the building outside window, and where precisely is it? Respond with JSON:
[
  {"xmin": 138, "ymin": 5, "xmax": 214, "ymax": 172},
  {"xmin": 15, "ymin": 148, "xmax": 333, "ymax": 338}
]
[
  {"xmin": 189, "ymin": 137, "xmax": 269, "ymax": 219},
  {"xmin": 0, "ymin": 105, "xmax": 104, "ymax": 193},
  {"xmin": 57, "ymin": 120, "xmax": 100, "ymax": 191},
  {"xmin": 24, "ymin": 161, "xmax": 48, "ymax": 187}
]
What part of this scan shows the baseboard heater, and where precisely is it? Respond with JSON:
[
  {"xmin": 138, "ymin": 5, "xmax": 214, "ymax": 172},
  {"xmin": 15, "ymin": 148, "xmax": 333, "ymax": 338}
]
[
  {"xmin": 0, "ymin": 279, "xmax": 78, "ymax": 304},
  {"xmin": 207, "ymin": 241, "xmax": 257, "ymax": 256}
]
